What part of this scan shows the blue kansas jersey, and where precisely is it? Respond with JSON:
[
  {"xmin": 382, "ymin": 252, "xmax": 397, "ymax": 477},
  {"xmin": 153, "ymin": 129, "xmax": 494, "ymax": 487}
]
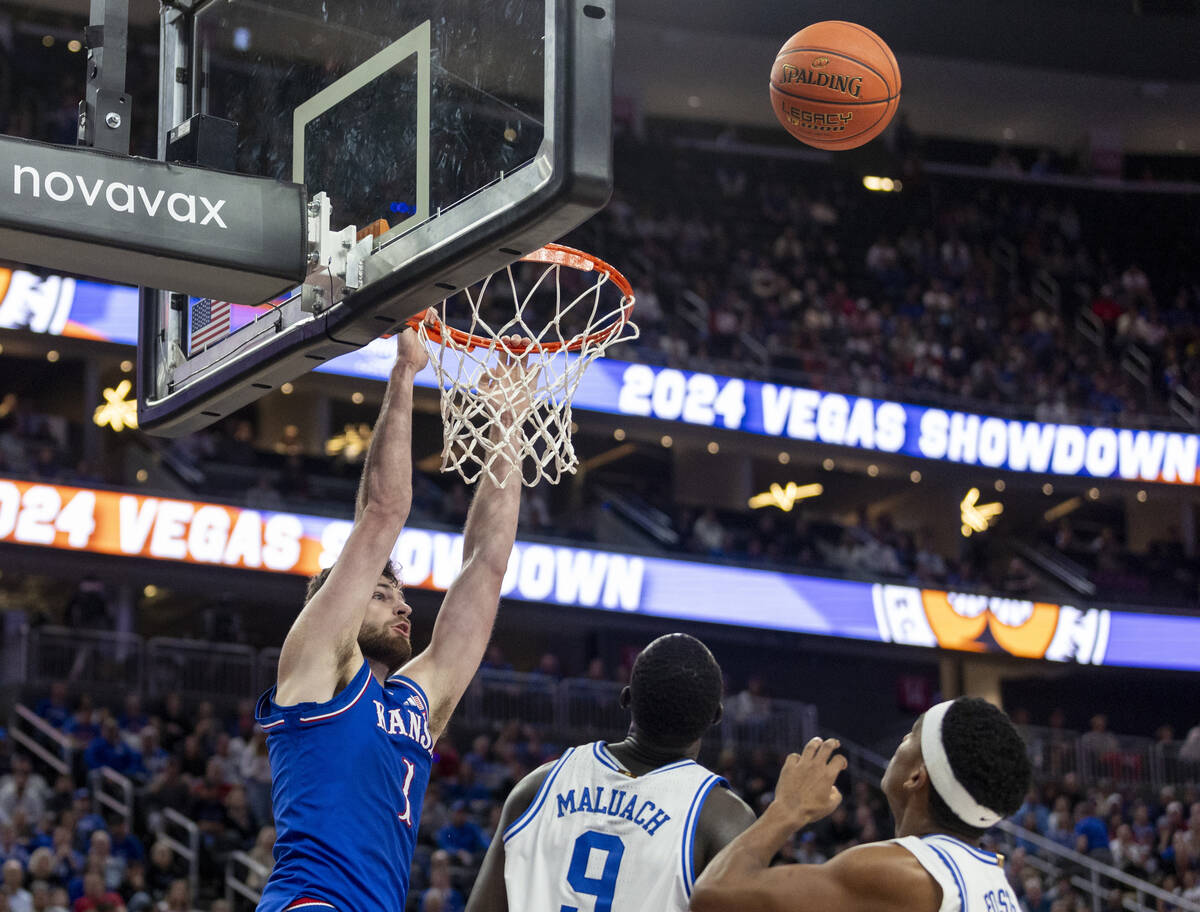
[{"xmin": 254, "ymin": 660, "xmax": 433, "ymax": 912}]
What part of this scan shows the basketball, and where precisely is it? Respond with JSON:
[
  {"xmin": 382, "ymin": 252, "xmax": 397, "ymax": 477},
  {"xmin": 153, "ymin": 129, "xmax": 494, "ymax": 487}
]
[{"xmin": 769, "ymin": 20, "xmax": 901, "ymax": 151}]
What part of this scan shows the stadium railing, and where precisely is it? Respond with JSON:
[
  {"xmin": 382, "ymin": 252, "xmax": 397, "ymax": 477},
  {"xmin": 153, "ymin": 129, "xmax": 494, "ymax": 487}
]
[
  {"xmin": 15, "ymin": 626, "xmax": 1196, "ymax": 789},
  {"xmin": 90, "ymin": 764, "xmax": 135, "ymax": 827},
  {"xmin": 25, "ymin": 625, "xmax": 144, "ymax": 707},
  {"xmin": 560, "ymin": 678, "xmax": 629, "ymax": 741},
  {"xmin": 1019, "ymin": 724, "xmax": 1200, "ymax": 791},
  {"xmin": 17, "ymin": 626, "xmax": 820, "ymax": 758},
  {"xmin": 224, "ymin": 850, "xmax": 269, "ymax": 909},
  {"xmin": 146, "ymin": 637, "xmax": 257, "ymax": 706},
  {"xmin": 161, "ymin": 807, "xmax": 201, "ymax": 899},
  {"xmin": 9, "ymin": 702, "xmax": 72, "ymax": 775},
  {"xmin": 992, "ymin": 821, "xmax": 1200, "ymax": 912},
  {"xmin": 458, "ymin": 669, "xmax": 818, "ymax": 756},
  {"xmin": 462, "ymin": 669, "xmax": 560, "ymax": 732}
]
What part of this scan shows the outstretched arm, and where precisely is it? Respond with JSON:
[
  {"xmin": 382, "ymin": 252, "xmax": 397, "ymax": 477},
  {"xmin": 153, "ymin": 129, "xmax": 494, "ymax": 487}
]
[
  {"xmin": 690, "ymin": 738, "xmax": 939, "ymax": 912},
  {"xmin": 402, "ymin": 345, "xmax": 528, "ymax": 736},
  {"xmin": 465, "ymin": 763, "xmax": 552, "ymax": 912},
  {"xmin": 275, "ymin": 332, "xmax": 427, "ymax": 705}
]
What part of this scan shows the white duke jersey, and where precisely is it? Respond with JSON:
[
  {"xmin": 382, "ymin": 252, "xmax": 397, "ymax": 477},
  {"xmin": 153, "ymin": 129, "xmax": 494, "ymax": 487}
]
[
  {"xmin": 502, "ymin": 742, "xmax": 726, "ymax": 912},
  {"xmin": 895, "ymin": 834, "xmax": 1019, "ymax": 912}
]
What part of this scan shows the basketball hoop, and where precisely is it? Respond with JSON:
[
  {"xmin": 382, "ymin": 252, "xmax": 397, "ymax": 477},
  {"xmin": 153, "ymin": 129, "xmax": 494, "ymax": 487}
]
[{"xmin": 407, "ymin": 244, "xmax": 638, "ymax": 487}]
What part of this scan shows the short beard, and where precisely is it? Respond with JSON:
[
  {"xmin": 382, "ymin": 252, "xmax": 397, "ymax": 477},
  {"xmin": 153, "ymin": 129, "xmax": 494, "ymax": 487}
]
[{"xmin": 358, "ymin": 626, "xmax": 412, "ymax": 674}]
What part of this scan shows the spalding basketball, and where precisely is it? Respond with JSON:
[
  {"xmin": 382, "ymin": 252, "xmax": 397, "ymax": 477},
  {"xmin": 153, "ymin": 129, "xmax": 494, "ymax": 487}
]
[{"xmin": 770, "ymin": 20, "xmax": 901, "ymax": 151}]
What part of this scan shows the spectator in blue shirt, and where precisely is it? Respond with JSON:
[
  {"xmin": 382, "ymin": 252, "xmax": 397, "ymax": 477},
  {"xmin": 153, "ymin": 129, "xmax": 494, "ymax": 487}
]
[
  {"xmin": 1073, "ymin": 800, "xmax": 1111, "ymax": 857},
  {"xmin": 61, "ymin": 699, "xmax": 100, "ymax": 751},
  {"xmin": 1014, "ymin": 789, "xmax": 1050, "ymax": 834},
  {"xmin": 70, "ymin": 791, "xmax": 106, "ymax": 853},
  {"xmin": 436, "ymin": 801, "xmax": 490, "ymax": 867},
  {"xmin": 35, "ymin": 682, "xmax": 71, "ymax": 730},
  {"xmin": 0, "ymin": 820, "xmax": 30, "ymax": 869},
  {"xmin": 83, "ymin": 720, "xmax": 141, "ymax": 776},
  {"xmin": 106, "ymin": 817, "xmax": 143, "ymax": 866}
]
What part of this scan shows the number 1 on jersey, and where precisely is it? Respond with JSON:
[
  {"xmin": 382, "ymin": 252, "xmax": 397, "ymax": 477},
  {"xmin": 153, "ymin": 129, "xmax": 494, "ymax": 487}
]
[
  {"xmin": 396, "ymin": 758, "xmax": 416, "ymax": 827},
  {"xmin": 560, "ymin": 830, "xmax": 624, "ymax": 912}
]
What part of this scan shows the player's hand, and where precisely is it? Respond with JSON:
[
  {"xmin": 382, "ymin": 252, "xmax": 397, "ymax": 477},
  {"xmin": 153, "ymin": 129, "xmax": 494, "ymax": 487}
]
[
  {"xmin": 769, "ymin": 737, "xmax": 846, "ymax": 828},
  {"xmin": 481, "ymin": 335, "xmax": 539, "ymax": 428},
  {"xmin": 393, "ymin": 326, "xmax": 429, "ymax": 375}
]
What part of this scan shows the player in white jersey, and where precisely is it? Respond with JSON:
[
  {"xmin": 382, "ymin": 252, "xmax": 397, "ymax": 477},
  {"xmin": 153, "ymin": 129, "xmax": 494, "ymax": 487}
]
[
  {"xmin": 692, "ymin": 696, "xmax": 1031, "ymax": 912},
  {"xmin": 466, "ymin": 634, "xmax": 756, "ymax": 912}
]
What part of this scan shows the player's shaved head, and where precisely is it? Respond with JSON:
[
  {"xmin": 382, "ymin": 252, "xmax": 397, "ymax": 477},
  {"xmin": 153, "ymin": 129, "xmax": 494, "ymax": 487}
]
[{"xmin": 628, "ymin": 633, "xmax": 723, "ymax": 748}]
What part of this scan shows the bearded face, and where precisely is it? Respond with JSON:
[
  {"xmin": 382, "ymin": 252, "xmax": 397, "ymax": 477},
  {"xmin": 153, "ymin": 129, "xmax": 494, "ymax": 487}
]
[
  {"xmin": 357, "ymin": 616, "xmax": 412, "ymax": 672},
  {"xmin": 357, "ymin": 576, "xmax": 413, "ymax": 674}
]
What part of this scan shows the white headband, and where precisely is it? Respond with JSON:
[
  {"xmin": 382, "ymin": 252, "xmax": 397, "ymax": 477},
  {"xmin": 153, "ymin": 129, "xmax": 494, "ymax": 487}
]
[{"xmin": 921, "ymin": 700, "xmax": 1002, "ymax": 829}]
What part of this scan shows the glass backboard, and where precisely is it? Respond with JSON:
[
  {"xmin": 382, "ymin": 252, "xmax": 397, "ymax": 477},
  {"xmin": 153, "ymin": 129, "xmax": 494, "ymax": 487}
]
[{"xmin": 139, "ymin": 0, "xmax": 614, "ymax": 435}]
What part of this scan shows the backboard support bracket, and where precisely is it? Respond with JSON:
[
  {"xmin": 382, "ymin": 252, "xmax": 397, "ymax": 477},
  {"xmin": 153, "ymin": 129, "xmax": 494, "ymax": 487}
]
[
  {"xmin": 78, "ymin": 0, "xmax": 132, "ymax": 155},
  {"xmin": 301, "ymin": 193, "xmax": 375, "ymax": 314}
]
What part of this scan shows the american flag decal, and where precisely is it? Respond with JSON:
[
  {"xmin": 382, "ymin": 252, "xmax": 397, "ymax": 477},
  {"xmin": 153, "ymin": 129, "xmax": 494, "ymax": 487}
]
[{"xmin": 187, "ymin": 298, "xmax": 231, "ymax": 354}]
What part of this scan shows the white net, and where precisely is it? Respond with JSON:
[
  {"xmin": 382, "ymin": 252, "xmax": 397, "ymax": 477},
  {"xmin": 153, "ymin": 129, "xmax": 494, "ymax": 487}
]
[{"xmin": 414, "ymin": 245, "xmax": 638, "ymax": 488}]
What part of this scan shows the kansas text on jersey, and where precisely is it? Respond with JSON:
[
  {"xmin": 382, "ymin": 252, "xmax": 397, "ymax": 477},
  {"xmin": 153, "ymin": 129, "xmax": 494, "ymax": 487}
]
[
  {"xmin": 254, "ymin": 660, "xmax": 433, "ymax": 912},
  {"xmin": 503, "ymin": 742, "xmax": 726, "ymax": 912}
]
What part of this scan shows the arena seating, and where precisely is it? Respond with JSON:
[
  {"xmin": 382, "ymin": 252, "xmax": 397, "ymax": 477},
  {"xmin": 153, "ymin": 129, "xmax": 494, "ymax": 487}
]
[{"xmin": 2, "ymin": 657, "xmax": 1196, "ymax": 911}]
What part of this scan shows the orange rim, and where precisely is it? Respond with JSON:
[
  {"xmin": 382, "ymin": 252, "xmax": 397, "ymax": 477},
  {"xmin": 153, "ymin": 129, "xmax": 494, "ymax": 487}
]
[{"xmin": 405, "ymin": 243, "xmax": 636, "ymax": 354}]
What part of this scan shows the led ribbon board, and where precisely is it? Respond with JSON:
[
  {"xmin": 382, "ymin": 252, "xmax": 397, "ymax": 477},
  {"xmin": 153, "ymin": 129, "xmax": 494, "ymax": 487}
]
[
  {"xmin": 5, "ymin": 276, "xmax": 1200, "ymax": 485},
  {"xmin": 1, "ymin": 477, "xmax": 1198, "ymax": 671}
]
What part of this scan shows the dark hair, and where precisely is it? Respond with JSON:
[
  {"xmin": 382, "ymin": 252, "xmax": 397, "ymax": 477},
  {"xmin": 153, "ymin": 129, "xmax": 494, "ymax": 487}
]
[
  {"xmin": 629, "ymin": 633, "xmax": 723, "ymax": 748},
  {"xmin": 928, "ymin": 697, "xmax": 1031, "ymax": 838},
  {"xmin": 304, "ymin": 561, "xmax": 401, "ymax": 605}
]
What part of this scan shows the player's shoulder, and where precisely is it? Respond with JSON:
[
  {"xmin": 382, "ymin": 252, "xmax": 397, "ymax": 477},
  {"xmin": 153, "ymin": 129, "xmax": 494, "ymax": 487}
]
[
  {"xmin": 498, "ymin": 748, "xmax": 582, "ymax": 842},
  {"xmin": 505, "ymin": 748, "xmax": 578, "ymax": 812},
  {"xmin": 698, "ymin": 782, "xmax": 753, "ymax": 817},
  {"xmin": 512, "ymin": 758, "xmax": 558, "ymax": 799},
  {"xmin": 828, "ymin": 841, "xmax": 943, "ymax": 909}
]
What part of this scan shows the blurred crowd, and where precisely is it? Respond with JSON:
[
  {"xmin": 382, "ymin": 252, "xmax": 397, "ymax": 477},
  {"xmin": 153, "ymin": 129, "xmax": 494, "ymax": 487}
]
[
  {"xmin": 1002, "ymin": 781, "xmax": 1200, "ymax": 912},
  {"xmin": 571, "ymin": 138, "xmax": 1200, "ymax": 428},
  {"xmin": 2, "ymin": 676, "xmax": 1198, "ymax": 912}
]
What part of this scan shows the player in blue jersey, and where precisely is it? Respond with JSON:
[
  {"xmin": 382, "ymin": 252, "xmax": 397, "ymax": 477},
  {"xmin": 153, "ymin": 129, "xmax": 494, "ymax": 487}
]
[{"xmin": 254, "ymin": 330, "xmax": 528, "ymax": 912}]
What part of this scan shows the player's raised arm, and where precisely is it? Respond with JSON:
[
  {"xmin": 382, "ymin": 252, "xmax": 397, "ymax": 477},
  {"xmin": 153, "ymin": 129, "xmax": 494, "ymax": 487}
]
[
  {"xmin": 401, "ymin": 341, "xmax": 528, "ymax": 737},
  {"xmin": 274, "ymin": 331, "xmax": 427, "ymax": 705},
  {"xmin": 690, "ymin": 738, "xmax": 937, "ymax": 912}
]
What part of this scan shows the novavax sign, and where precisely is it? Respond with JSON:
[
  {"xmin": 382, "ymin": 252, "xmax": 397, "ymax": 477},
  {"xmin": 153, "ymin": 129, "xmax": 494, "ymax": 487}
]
[{"xmin": 2, "ymin": 270, "xmax": 1199, "ymax": 485}]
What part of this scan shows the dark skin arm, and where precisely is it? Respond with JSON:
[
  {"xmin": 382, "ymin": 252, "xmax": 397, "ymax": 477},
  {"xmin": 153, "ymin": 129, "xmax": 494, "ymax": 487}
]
[
  {"xmin": 694, "ymin": 785, "xmax": 758, "ymax": 872},
  {"xmin": 690, "ymin": 738, "xmax": 942, "ymax": 912},
  {"xmin": 465, "ymin": 762, "xmax": 757, "ymax": 912}
]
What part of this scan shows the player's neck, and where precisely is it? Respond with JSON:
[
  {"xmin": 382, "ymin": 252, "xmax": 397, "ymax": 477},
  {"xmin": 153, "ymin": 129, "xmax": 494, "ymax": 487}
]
[
  {"xmin": 367, "ymin": 657, "xmax": 393, "ymax": 685},
  {"xmin": 604, "ymin": 733, "xmax": 698, "ymax": 775},
  {"xmin": 894, "ymin": 806, "xmax": 979, "ymax": 844}
]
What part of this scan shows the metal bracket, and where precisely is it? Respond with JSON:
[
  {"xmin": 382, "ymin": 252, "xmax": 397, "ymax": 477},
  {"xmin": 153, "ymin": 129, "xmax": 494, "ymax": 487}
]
[
  {"xmin": 77, "ymin": 0, "xmax": 131, "ymax": 154},
  {"xmin": 301, "ymin": 193, "xmax": 373, "ymax": 314}
]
